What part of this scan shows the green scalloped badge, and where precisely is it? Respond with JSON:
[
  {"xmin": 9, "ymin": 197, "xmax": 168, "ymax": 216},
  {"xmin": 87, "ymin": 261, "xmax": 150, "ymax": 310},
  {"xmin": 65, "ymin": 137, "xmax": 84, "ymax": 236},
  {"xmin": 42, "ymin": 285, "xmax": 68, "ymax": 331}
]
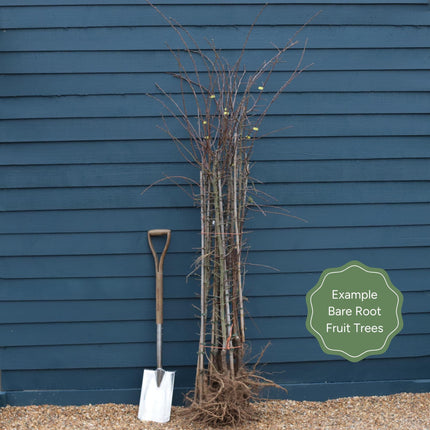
[{"xmin": 306, "ymin": 261, "xmax": 403, "ymax": 362}]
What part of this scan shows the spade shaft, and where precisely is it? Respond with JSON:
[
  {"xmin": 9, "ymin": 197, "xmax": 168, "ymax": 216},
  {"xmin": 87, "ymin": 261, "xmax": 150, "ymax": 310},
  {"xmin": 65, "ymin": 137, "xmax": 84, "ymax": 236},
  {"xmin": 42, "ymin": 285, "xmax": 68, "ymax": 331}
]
[{"xmin": 147, "ymin": 229, "xmax": 171, "ymax": 387}]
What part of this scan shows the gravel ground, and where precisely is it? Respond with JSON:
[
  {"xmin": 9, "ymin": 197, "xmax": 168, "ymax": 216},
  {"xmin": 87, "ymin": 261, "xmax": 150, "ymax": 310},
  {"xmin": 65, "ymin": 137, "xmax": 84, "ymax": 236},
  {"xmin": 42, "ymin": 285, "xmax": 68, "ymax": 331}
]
[{"xmin": 0, "ymin": 392, "xmax": 429, "ymax": 430}]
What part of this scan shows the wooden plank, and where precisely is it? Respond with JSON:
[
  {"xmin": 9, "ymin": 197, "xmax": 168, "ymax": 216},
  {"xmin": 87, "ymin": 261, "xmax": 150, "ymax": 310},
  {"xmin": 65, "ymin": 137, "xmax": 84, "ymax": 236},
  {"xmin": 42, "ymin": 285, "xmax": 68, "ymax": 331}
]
[
  {"xmin": 2, "ymin": 71, "xmax": 429, "ymax": 97},
  {"xmin": 0, "ymin": 252, "xmax": 197, "ymax": 278},
  {"xmin": 252, "ymin": 136, "xmax": 430, "ymax": 162},
  {"xmin": 247, "ymin": 225, "xmax": 430, "ymax": 251},
  {"xmin": 0, "ymin": 231, "xmax": 198, "ymax": 256},
  {"xmin": 1, "ymin": 203, "xmax": 430, "ymax": 235},
  {"xmin": 3, "ymin": 225, "xmax": 430, "ymax": 257},
  {"xmin": 1, "ymin": 137, "xmax": 430, "ymax": 165},
  {"xmin": 2, "ymin": 247, "xmax": 429, "ymax": 278},
  {"xmin": 243, "ymin": 291, "xmax": 429, "ymax": 317},
  {"xmin": 5, "ymin": 378, "xmax": 430, "ymax": 406},
  {"xmin": 261, "ymin": 181, "xmax": 430, "ymax": 206},
  {"xmin": 1, "ymin": 334, "xmax": 428, "ymax": 370},
  {"xmin": 1, "ymin": 0, "xmax": 427, "ymax": 6},
  {"xmin": 259, "ymin": 158, "xmax": 430, "ymax": 182},
  {"xmin": 3, "ymin": 368, "xmax": 161, "ymax": 391},
  {"xmin": 2, "ymin": 202, "xmax": 430, "ymax": 232},
  {"xmin": 247, "ymin": 226, "xmax": 430, "ymax": 251},
  {"xmin": 0, "ymin": 185, "xmax": 188, "ymax": 211},
  {"xmin": 3, "ymin": 93, "xmax": 430, "ymax": 120},
  {"xmin": 244, "ymin": 269, "xmax": 430, "ymax": 295},
  {"xmin": 2, "ymin": 4, "xmax": 430, "ymax": 28},
  {"xmin": 2, "ymin": 115, "xmax": 430, "ymax": 143},
  {"xmin": 262, "ymin": 356, "xmax": 430, "ymax": 384},
  {"xmin": 0, "ymin": 320, "xmax": 198, "ymax": 346},
  {"xmin": 0, "ymin": 298, "xmax": 199, "ymax": 323},
  {"xmin": 1, "ymin": 159, "xmax": 430, "ymax": 189},
  {"xmin": 0, "ymin": 140, "xmax": 190, "ymax": 165},
  {"xmin": 0, "ymin": 341, "xmax": 187, "ymax": 369},
  {"xmin": 0, "ymin": 291, "xmax": 426, "ymax": 324},
  {"xmin": 0, "ymin": 266, "xmax": 427, "ymax": 302},
  {"xmin": 0, "ymin": 207, "xmax": 201, "ymax": 233},
  {"xmin": 2, "ymin": 26, "xmax": 430, "ymax": 52},
  {"xmin": 3, "ymin": 356, "xmax": 429, "ymax": 391},
  {"xmin": 5, "ymin": 379, "xmax": 430, "ymax": 406},
  {"xmin": 0, "ymin": 181, "xmax": 429, "ymax": 212},
  {"xmin": 0, "ymin": 276, "xmax": 201, "ymax": 300},
  {"xmin": 3, "ymin": 358, "xmax": 429, "ymax": 393},
  {"xmin": 278, "ymin": 379, "xmax": 430, "ymax": 402},
  {"xmin": 1, "ymin": 313, "xmax": 427, "ymax": 347},
  {"xmin": 4, "ymin": 388, "xmax": 144, "ymax": 407},
  {"xmin": 244, "ymin": 249, "xmax": 430, "ymax": 277},
  {"xmin": 1, "ymin": 49, "xmax": 429, "ymax": 74},
  {"xmin": 0, "ymin": 163, "xmax": 195, "ymax": 188}
]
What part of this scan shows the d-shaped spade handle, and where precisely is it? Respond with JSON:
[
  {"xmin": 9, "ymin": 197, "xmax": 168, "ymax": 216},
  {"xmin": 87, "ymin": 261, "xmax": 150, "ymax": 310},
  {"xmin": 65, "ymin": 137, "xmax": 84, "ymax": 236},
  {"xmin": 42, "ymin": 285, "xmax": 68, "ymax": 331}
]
[{"xmin": 147, "ymin": 229, "xmax": 171, "ymax": 325}]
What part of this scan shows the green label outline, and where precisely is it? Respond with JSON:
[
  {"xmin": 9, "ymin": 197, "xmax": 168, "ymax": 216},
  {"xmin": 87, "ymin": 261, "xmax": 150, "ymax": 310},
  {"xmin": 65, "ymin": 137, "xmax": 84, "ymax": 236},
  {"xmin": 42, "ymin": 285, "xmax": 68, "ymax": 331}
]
[{"xmin": 306, "ymin": 260, "xmax": 404, "ymax": 362}]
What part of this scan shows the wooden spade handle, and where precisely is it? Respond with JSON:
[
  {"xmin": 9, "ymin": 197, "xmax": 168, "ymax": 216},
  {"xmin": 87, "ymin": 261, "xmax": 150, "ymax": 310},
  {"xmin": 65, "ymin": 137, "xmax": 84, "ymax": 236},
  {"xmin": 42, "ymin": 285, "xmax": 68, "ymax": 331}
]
[{"xmin": 148, "ymin": 229, "xmax": 171, "ymax": 324}]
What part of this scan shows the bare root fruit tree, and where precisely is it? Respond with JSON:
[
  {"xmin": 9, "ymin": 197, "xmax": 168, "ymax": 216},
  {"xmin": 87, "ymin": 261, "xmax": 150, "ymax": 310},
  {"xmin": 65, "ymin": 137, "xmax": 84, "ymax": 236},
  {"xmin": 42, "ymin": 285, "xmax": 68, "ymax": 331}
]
[{"xmin": 146, "ymin": 2, "xmax": 313, "ymax": 426}]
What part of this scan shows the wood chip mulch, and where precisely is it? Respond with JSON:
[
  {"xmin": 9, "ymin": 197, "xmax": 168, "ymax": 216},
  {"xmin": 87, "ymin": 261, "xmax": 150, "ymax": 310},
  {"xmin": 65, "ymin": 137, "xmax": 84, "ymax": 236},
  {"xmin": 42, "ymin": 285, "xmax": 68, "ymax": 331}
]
[{"xmin": 0, "ymin": 392, "xmax": 429, "ymax": 430}]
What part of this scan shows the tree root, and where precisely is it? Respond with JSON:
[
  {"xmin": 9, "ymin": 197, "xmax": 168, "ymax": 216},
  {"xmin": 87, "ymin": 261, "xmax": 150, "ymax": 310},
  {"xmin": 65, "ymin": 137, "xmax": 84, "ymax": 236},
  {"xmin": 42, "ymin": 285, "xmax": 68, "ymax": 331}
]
[{"xmin": 180, "ymin": 365, "xmax": 287, "ymax": 427}]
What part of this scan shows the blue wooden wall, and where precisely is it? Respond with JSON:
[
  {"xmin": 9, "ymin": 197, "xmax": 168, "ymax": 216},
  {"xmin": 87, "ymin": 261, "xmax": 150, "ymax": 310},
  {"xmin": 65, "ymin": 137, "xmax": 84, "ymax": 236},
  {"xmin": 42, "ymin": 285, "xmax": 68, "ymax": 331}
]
[{"xmin": 0, "ymin": 0, "xmax": 429, "ymax": 406}]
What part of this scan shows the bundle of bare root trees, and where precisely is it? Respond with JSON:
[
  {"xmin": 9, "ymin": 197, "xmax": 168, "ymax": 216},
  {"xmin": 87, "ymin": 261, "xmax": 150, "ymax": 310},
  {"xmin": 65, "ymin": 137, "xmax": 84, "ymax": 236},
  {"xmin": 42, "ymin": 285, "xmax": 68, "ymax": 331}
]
[{"xmin": 147, "ymin": 2, "xmax": 312, "ymax": 425}]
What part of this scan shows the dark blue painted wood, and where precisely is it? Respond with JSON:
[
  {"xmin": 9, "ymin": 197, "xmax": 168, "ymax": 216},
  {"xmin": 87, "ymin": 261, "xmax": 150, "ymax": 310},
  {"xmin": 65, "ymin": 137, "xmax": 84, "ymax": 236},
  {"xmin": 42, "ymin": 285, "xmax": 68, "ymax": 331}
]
[
  {"xmin": 4, "ymin": 378, "xmax": 430, "ymax": 406},
  {"xmin": 0, "ymin": 313, "xmax": 427, "ymax": 347},
  {"xmin": 2, "ymin": 93, "xmax": 430, "ymax": 120},
  {"xmin": 259, "ymin": 357, "xmax": 430, "ymax": 384},
  {"xmin": 2, "ymin": 367, "xmax": 196, "ymax": 391},
  {"xmin": 0, "ymin": 291, "xmax": 426, "ymax": 325},
  {"xmin": 1, "ymin": 249, "xmax": 430, "ymax": 284},
  {"xmin": 1, "ymin": 71, "xmax": 429, "ymax": 97},
  {"xmin": 1, "ymin": 137, "xmax": 430, "ymax": 166},
  {"xmin": 1, "ymin": 204, "xmax": 430, "ymax": 234},
  {"xmin": 2, "ymin": 49, "xmax": 430, "ymax": 75},
  {"xmin": 4, "ymin": 389, "xmax": 145, "ymax": 407},
  {"xmin": 3, "ymin": 357, "xmax": 430, "ymax": 403},
  {"xmin": 1, "ymin": 248, "xmax": 430, "ymax": 278},
  {"xmin": 0, "ymin": 298, "xmax": 200, "ymax": 323},
  {"xmin": 3, "ymin": 378, "xmax": 430, "ymax": 406},
  {"xmin": 3, "ymin": 5, "xmax": 430, "ymax": 28},
  {"xmin": 0, "ymin": 276, "xmax": 201, "ymax": 300},
  {"xmin": 2, "ymin": 225, "xmax": 430, "ymax": 257},
  {"xmin": 2, "ymin": 0, "xmax": 428, "ymax": 5},
  {"xmin": 0, "ymin": 268, "xmax": 427, "ymax": 304},
  {"xmin": 0, "ymin": 0, "xmax": 429, "ymax": 406},
  {"xmin": 2, "ymin": 115, "xmax": 430, "ymax": 143},
  {"xmin": 267, "ymin": 379, "xmax": 430, "ymax": 402},
  {"xmin": 1, "ymin": 335, "xmax": 429, "ymax": 371},
  {"xmin": 3, "ymin": 356, "xmax": 429, "ymax": 392},
  {"xmin": 1, "ymin": 160, "xmax": 430, "ymax": 189},
  {"xmin": 2, "ymin": 27, "xmax": 430, "ymax": 52},
  {"xmin": 1, "ymin": 182, "xmax": 429, "ymax": 212}
]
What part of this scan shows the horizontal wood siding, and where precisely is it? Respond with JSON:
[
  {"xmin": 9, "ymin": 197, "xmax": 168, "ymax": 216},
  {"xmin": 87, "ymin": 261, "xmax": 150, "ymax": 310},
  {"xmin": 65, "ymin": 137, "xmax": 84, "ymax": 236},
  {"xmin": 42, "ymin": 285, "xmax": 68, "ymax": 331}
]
[{"xmin": 0, "ymin": 0, "xmax": 429, "ymax": 405}]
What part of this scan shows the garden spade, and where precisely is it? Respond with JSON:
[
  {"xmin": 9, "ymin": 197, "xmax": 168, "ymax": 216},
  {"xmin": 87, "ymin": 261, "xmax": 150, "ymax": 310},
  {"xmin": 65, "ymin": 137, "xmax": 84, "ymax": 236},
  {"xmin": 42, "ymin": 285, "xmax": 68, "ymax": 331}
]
[{"xmin": 138, "ymin": 229, "xmax": 175, "ymax": 423}]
